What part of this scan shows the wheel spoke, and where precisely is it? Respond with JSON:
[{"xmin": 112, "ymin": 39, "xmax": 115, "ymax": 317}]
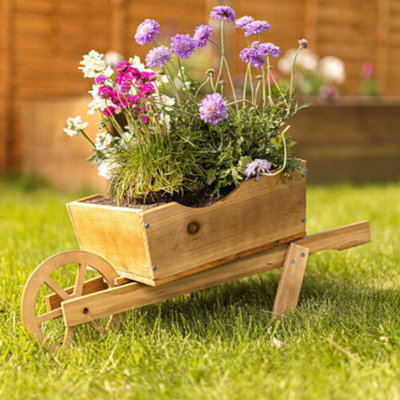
[
  {"xmin": 89, "ymin": 320, "xmax": 108, "ymax": 336},
  {"xmin": 44, "ymin": 276, "xmax": 70, "ymax": 301},
  {"xmin": 21, "ymin": 250, "xmax": 122, "ymax": 352},
  {"xmin": 108, "ymin": 313, "xmax": 124, "ymax": 331},
  {"xmin": 36, "ymin": 308, "xmax": 63, "ymax": 324},
  {"xmin": 73, "ymin": 263, "xmax": 86, "ymax": 297},
  {"xmin": 63, "ymin": 326, "xmax": 75, "ymax": 350}
]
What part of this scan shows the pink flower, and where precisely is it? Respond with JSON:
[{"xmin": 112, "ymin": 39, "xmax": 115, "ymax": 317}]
[
  {"xmin": 94, "ymin": 74, "xmax": 108, "ymax": 85},
  {"xmin": 361, "ymin": 62, "xmax": 374, "ymax": 78},
  {"xmin": 103, "ymin": 105, "xmax": 116, "ymax": 116},
  {"xmin": 98, "ymin": 85, "xmax": 113, "ymax": 99},
  {"xmin": 140, "ymin": 82, "xmax": 155, "ymax": 95}
]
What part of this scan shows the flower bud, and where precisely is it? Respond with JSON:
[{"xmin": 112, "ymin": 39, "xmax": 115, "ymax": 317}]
[
  {"xmin": 206, "ymin": 68, "xmax": 215, "ymax": 77},
  {"xmin": 298, "ymin": 38, "xmax": 308, "ymax": 49}
]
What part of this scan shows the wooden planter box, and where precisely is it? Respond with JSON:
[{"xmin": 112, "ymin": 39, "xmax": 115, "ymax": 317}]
[{"xmin": 67, "ymin": 168, "xmax": 307, "ymax": 286}]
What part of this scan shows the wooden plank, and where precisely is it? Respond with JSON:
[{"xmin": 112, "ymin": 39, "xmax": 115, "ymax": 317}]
[
  {"xmin": 69, "ymin": 169, "xmax": 306, "ymax": 284},
  {"xmin": 375, "ymin": 0, "xmax": 389, "ymax": 93},
  {"xmin": 110, "ymin": 0, "xmax": 127, "ymax": 55},
  {"xmin": 45, "ymin": 276, "xmax": 108, "ymax": 311},
  {"xmin": 0, "ymin": 0, "xmax": 12, "ymax": 171},
  {"xmin": 303, "ymin": 0, "xmax": 319, "ymax": 51},
  {"xmin": 118, "ymin": 231, "xmax": 307, "ymax": 287},
  {"xmin": 67, "ymin": 202, "xmax": 153, "ymax": 279},
  {"xmin": 62, "ymin": 221, "xmax": 371, "ymax": 327},
  {"xmin": 272, "ymin": 243, "xmax": 310, "ymax": 314},
  {"xmin": 142, "ymin": 170, "xmax": 306, "ymax": 281}
]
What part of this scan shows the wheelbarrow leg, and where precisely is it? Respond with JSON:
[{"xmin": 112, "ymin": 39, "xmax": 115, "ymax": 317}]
[{"xmin": 272, "ymin": 243, "xmax": 310, "ymax": 315}]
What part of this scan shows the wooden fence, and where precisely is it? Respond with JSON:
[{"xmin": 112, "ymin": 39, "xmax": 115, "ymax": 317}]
[{"xmin": 0, "ymin": 0, "xmax": 399, "ymax": 172}]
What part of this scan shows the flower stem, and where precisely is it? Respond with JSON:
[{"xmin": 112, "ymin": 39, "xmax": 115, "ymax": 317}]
[
  {"xmin": 266, "ymin": 56, "xmax": 274, "ymax": 105},
  {"xmin": 215, "ymin": 21, "xmax": 225, "ymax": 90},
  {"xmin": 80, "ymin": 130, "xmax": 96, "ymax": 147},
  {"xmin": 228, "ymin": 98, "xmax": 257, "ymax": 108},
  {"xmin": 261, "ymin": 64, "xmax": 267, "ymax": 105},
  {"xmin": 260, "ymin": 125, "xmax": 290, "ymax": 177},
  {"xmin": 242, "ymin": 64, "xmax": 248, "ymax": 107},
  {"xmin": 194, "ymin": 76, "xmax": 212, "ymax": 101},
  {"xmin": 289, "ymin": 46, "xmax": 302, "ymax": 98}
]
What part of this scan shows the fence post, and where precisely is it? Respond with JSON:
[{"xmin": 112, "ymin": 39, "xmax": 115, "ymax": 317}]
[
  {"xmin": 303, "ymin": 0, "xmax": 319, "ymax": 52},
  {"xmin": 375, "ymin": 0, "xmax": 389, "ymax": 94},
  {"xmin": 0, "ymin": 0, "xmax": 13, "ymax": 171},
  {"xmin": 110, "ymin": 0, "xmax": 127, "ymax": 56}
]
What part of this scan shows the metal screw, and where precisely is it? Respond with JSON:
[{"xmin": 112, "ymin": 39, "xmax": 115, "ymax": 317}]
[
  {"xmin": 152, "ymin": 265, "xmax": 157, "ymax": 271},
  {"xmin": 301, "ymin": 252, "xmax": 306, "ymax": 257},
  {"xmin": 290, "ymin": 259, "xmax": 295, "ymax": 264},
  {"xmin": 302, "ymin": 172, "xmax": 307, "ymax": 177},
  {"xmin": 302, "ymin": 217, "xmax": 307, "ymax": 223},
  {"xmin": 145, "ymin": 224, "xmax": 150, "ymax": 229}
]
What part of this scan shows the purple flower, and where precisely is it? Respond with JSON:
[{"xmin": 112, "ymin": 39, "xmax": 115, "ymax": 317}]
[
  {"xmin": 240, "ymin": 41, "xmax": 280, "ymax": 68},
  {"xmin": 240, "ymin": 47, "xmax": 264, "ymax": 69},
  {"xmin": 135, "ymin": 19, "xmax": 160, "ymax": 45},
  {"xmin": 259, "ymin": 42, "xmax": 281, "ymax": 58},
  {"xmin": 199, "ymin": 93, "xmax": 228, "ymax": 126},
  {"xmin": 193, "ymin": 24, "xmax": 212, "ymax": 48},
  {"xmin": 239, "ymin": 42, "xmax": 265, "ymax": 69},
  {"xmin": 94, "ymin": 74, "xmax": 108, "ymax": 85},
  {"xmin": 244, "ymin": 159, "xmax": 272, "ymax": 180},
  {"xmin": 298, "ymin": 38, "xmax": 309, "ymax": 49},
  {"xmin": 170, "ymin": 34, "xmax": 196, "ymax": 59},
  {"xmin": 210, "ymin": 5, "xmax": 236, "ymax": 22},
  {"xmin": 244, "ymin": 20, "xmax": 271, "ymax": 37},
  {"xmin": 317, "ymin": 85, "xmax": 339, "ymax": 101},
  {"xmin": 145, "ymin": 46, "xmax": 172, "ymax": 67},
  {"xmin": 235, "ymin": 16, "xmax": 254, "ymax": 29}
]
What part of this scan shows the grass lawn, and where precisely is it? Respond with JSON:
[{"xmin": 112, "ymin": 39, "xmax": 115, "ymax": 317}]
[{"xmin": 0, "ymin": 174, "xmax": 399, "ymax": 400}]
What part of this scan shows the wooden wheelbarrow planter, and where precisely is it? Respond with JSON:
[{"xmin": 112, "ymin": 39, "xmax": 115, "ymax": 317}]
[{"xmin": 20, "ymin": 168, "xmax": 371, "ymax": 351}]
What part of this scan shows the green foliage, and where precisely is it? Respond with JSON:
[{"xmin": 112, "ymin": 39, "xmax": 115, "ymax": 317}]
[
  {"xmin": 360, "ymin": 79, "xmax": 380, "ymax": 96},
  {"xmin": 72, "ymin": 23, "xmax": 310, "ymax": 204},
  {"xmin": 169, "ymin": 93, "xmax": 309, "ymax": 195},
  {"xmin": 1, "ymin": 176, "xmax": 400, "ymax": 399},
  {"xmin": 109, "ymin": 128, "xmax": 202, "ymax": 202}
]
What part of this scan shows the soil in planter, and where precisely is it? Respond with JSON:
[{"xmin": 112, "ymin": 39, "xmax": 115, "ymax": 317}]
[{"xmin": 85, "ymin": 181, "xmax": 236, "ymax": 210}]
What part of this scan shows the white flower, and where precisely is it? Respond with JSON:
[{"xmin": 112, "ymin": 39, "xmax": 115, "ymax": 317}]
[
  {"xmin": 88, "ymin": 85, "xmax": 107, "ymax": 115},
  {"xmin": 297, "ymin": 51, "xmax": 319, "ymax": 71},
  {"xmin": 278, "ymin": 49, "xmax": 319, "ymax": 74},
  {"xmin": 157, "ymin": 74, "xmax": 170, "ymax": 86},
  {"xmin": 159, "ymin": 113, "xmax": 171, "ymax": 130},
  {"xmin": 320, "ymin": 56, "xmax": 346, "ymax": 84},
  {"xmin": 95, "ymin": 131, "xmax": 115, "ymax": 151},
  {"xmin": 104, "ymin": 51, "xmax": 124, "ymax": 68},
  {"xmin": 97, "ymin": 160, "xmax": 118, "ymax": 180},
  {"xmin": 79, "ymin": 50, "xmax": 114, "ymax": 79},
  {"xmin": 154, "ymin": 95, "xmax": 175, "ymax": 111},
  {"xmin": 129, "ymin": 55, "xmax": 153, "ymax": 72},
  {"xmin": 64, "ymin": 116, "xmax": 88, "ymax": 137}
]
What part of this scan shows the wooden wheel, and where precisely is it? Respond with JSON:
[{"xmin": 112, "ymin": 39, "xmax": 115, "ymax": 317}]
[{"xmin": 21, "ymin": 250, "xmax": 124, "ymax": 352}]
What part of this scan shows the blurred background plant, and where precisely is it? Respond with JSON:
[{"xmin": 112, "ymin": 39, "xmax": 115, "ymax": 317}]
[
  {"xmin": 1, "ymin": 0, "xmax": 400, "ymax": 192},
  {"xmin": 360, "ymin": 62, "xmax": 380, "ymax": 96},
  {"xmin": 277, "ymin": 48, "xmax": 345, "ymax": 101}
]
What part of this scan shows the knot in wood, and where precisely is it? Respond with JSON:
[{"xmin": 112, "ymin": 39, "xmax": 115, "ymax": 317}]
[{"xmin": 187, "ymin": 221, "xmax": 201, "ymax": 235}]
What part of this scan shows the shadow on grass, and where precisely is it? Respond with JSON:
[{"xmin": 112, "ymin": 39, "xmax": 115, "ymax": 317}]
[{"xmin": 115, "ymin": 270, "xmax": 400, "ymax": 340}]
